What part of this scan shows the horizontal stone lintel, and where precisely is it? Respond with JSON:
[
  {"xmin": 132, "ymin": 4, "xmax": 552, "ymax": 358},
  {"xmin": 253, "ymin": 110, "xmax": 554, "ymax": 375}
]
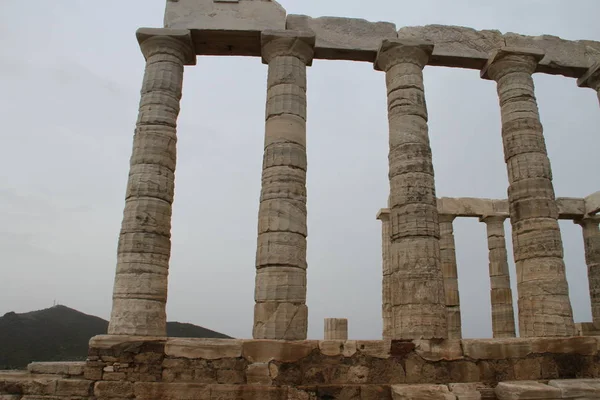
[
  {"xmin": 377, "ymin": 196, "xmax": 587, "ymax": 220},
  {"xmin": 156, "ymin": 13, "xmax": 600, "ymax": 78}
]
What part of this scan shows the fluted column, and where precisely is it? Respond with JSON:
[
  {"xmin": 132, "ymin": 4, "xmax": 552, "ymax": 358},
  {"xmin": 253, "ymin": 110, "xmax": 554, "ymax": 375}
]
[
  {"xmin": 481, "ymin": 216, "xmax": 516, "ymax": 338},
  {"xmin": 375, "ymin": 39, "xmax": 447, "ymax": 340},
  {"xmin": 377, "ymin": 208, "xmax": 393, "ymax": 339},
  {"xmin": 439, "ymin": 215, "xmax": 462, "ymax": 339},
  {"xmin": 324, "ymin": 318, "xmax": 349, "ymax": 340},
  {"xmin": 108, "ymin": 29, "xmax": 195, "ymax": 336},
  {"xmin": 577, "ymin": 62, "xmax": 600, "ymax": 105},
  {"xmin": 575, "ymin": 217, "xmax": 600, "ymax": 326},
  {"xmin": 253, "ymin": 31, "xmax": 315, "ymax": 340},
  {"xmin": 482, "ymin": 48, "xmax": 575, "ymax": 337}
]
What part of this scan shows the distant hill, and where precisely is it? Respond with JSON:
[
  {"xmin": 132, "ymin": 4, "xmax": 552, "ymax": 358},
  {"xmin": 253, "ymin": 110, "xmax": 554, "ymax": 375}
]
[{"xmin": 0, "ymin": 305, "xmax": 232, "ymax": 369}]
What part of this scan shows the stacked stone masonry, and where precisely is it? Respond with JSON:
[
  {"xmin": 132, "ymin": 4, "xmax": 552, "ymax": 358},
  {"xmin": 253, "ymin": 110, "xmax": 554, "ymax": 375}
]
[{"xmin": 5, "ymin": 0, "xmax": 600, "ymax": 399}]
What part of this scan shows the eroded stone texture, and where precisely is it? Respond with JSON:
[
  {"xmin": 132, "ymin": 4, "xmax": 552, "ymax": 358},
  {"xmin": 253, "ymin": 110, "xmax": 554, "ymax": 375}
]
[
  {"xmin": 480, "ymin": 216, "xmax": 516, "ymax": 338},
  {"xmin": 439, "ymin": 215, "xmax": 462, "ymax": 339},
  {"xmin": 286, "ymin": 14, "xmax": 397, "ymax": 62},
  {"xmin": 375, "ymin": 39, "xmax": 447, "ymax": 340},
  {"xmin": 575, "ymin": 217, "xmax": 600, "ymax": 327},
  {"xmin": 324, "ymin": 318, "xmax": 348, "ymax": 340},
  {"xmin": 253, "ymin": 30, "xmax": 315, "ymax": 340},
  {"xmin": 108, "ymin": 29, "xmax": 195, "ymax": 337},
  {"xmin": 482, "ymin": 48, "xmax": 575, "ymax": 337},
  {"xmin": 377, "ymin": 208, "xmax": 393, "ymax": 339},
  {"xmin": 586, "ymin": 191, "xmax": 600, "ymax": 215},
  {"xmin": 578, "ymin": 62, "xmax": 600, "ymax": 105}
]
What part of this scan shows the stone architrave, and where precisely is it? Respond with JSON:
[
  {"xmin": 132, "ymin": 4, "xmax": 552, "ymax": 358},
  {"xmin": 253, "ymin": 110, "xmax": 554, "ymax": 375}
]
[
  {"xmin": 438, "ymin": 215, "xmax": 462, "ymax": 339},
  {"xmin": 108, "ymin": 29, "xmax": 196, "ymax": 336},
  {"xmin": 482, "ymin": 47, "xmax": 575, "ymax": 337},
  {"xmin": 577, "ymin": 62, "xmax": 600, "ymax": 105},
  {"xmin": 376, "ymin": 208, "xmax": 393, "ymax": 339},
  {"xmin": 324, "ymin": 318, "xmax": 349, "ymax": 340},
  {"xmin": 575, "ymin": 217, "xmax": 600, "ymax": 327},
  {"xmin": 480, "ymin": 216, "xmax": 516, "ymax": 338},
  {"xmin": 375, "ymin": 39, "xmax": 448, "ymax": 340},
  {"xmin": 253, "ymin": 30, "xmax": 315, "ymax": 340}
]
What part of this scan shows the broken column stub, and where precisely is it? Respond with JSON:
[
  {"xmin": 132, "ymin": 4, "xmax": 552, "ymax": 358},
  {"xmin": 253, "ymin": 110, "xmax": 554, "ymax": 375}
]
[
  {"xmin": 324, "ymin": 318, "xmax": 348, "ymax": 340},
  {"xmin": 375, "ymin": 39, "xmax": 448, "ymax": 340},
  {"xmin": 253, "ymin": 30, "xmax": 315, "ymax": 340},
  {"xmin": 482, "ymin": 47, "xmax": 575, "ymax": 337},
  {"xmin": 108, "ymin": 29, "xmax": 195, "ymax": 337},
  {"xmin": 164, "ymin": 0, "xmax": 286, "ymax": 56},
  {"xmin": 286, "ymin": 14, "xmax": 397, "ymax": 62}
]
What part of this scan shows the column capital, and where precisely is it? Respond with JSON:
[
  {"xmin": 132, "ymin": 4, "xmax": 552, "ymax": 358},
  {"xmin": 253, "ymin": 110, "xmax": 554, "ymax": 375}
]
[
  {"xmin": 261, "ymin": 30, "xmax": 316, "ymax": 66},
  {"xmin": 480, "ymin": 215, "xmax": 508, "ymax": 224},
  {"xmin": 574, "ymin": 216, "xmax": 600, "ymax": 228},
  {"xmin": 376, "ymin": 208, "xmax": 390, "ymax": 222},
  {"xmin": 578, "ymin": 62, "xmax": 600, "ymax": 91},
  {"xmin": 374, "ymin": 39, "xmax": 434, "ymax": 72},
  {"xmin": 438, "ymin": 214, "xmax": 456, "ymax": 224},
  {"xmin": 136, "ymin": 28, "xmax": 196, "ymax": 66},
  {"xmin": 481, "ymin": 47, "xmax": 545, "ymax": 81}
]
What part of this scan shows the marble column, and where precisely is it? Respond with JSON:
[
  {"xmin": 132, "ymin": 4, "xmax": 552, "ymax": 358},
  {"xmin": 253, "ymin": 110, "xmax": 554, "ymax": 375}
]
[
  {"xmin": 253, "ymin": 31, "xmax": 315, "ymax": 340},
  {"xmin": 577, "ymin": 62, "xmax": 600, "ymax": 105},
  {"xmin": 375, "ymin": 39, "xmax": 447, "ymax": 339},
  {"xmin": 376, "ymin": 208, "xmax": 393, "ymax": 339},
  {"xmin": 482, "ymin": 48, "xmax": 575, "ymax": 337},
  {"xmin": 575, "ymin": 217, "xmax": 600, "ymax": 326},
  {"xmin": 108, "ymin": 29, "xmax": 195, "ymax": 336},
  {"xmin": 481, "ymin": 216, "xmax": 516, "ymax": 338},
  {"xmin": 439, "ymin": 215, "xmax": 462, "ymax": 339},
  {"xmin": 324, "ymin": 318, "xmax": 349, "ymax": 340}
]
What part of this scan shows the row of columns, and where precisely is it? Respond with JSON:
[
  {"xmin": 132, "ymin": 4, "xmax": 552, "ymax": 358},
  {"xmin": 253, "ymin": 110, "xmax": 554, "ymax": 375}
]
[{"xmin": 108, "ymin": 28, "xmax": 600, "ymax": 340}]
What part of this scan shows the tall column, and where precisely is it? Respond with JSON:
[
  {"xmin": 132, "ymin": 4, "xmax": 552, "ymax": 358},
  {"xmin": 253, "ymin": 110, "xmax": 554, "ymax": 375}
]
[
  {"xmin": 482, "ymin": 48, "xmax": 575, "ymax": 337},
  {"xmin": 481, "ymin": 216, "xmax": 516, "ymax": 338},
  {"xmin": 439, "ymin": 215, "xmax": 462, "ymax": 339},
  {"xmin": 375, "ymin": 39, "xmax": 447, "ymax": 340},
  {"xmin": 577, "ymin": 62, "xmax": 600, "ymax": 105},
  {"xmin": 324, "ymin": 318, "xmax": 349, "ymax": 340},
  {"xmin": 108, "ymin": 29, "xmax": 195, "ymax": 336},
  {"xmin": 377, "ymin": 208, "xmax": 393, "ymax": 339},
  {"xmin": 253, "ymin": 31, "xmax": 315, "ymax": 340},
  {"xmin": 575, "ymin": 217, "xmax": 600, "ymax": 326}
]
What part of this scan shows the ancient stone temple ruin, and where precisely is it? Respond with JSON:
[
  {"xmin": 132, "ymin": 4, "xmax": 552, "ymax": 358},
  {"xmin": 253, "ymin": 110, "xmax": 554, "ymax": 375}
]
[{"xmin": 2, "ymin": 0, "xmax": 600, "ymax": 399}]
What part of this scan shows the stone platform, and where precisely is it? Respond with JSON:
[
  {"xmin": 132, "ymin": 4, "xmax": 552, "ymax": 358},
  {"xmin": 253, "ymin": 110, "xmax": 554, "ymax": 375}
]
[{"xmin": 3, "ymin": 336, "xmax": 600, "ymax": 399}]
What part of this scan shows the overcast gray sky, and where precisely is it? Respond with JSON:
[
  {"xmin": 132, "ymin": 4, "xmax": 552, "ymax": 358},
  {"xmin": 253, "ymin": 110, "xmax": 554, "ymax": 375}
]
[{"xmin": 1, "ymin": 0, "xmax": 599, "ymax": 340}]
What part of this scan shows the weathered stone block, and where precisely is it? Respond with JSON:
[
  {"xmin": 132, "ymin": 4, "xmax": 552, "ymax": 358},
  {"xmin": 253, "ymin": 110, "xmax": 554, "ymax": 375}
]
[
  {"xmin": 495, "ymin": 381, "xmax": 561, "ymax": 400},
  {"xmin": 55, "ymin": 379, "xmax": 92, "ymax": 396},
  {"xmin": 134, "ymin": 382, "xmax": 210, "ymax": 400},
  {"xmin": 391, "ymin": 384, "xmax": 456, "ymax": 399},
  {"xmin": 94, "ymin": 381, "xmax": 134, "ymax": 398},
  {"xmin": 165, "ymin": 338, "xmax": 243, "ymax": 360},
  {"xmin": 27, "ymin": 362, "xmax": 85, "ymax": 377},
  {"xmin": 286, "ymin": 14, "xmax": 397, "ymax": 62},
  {"xmin": 242, "ymin": 340, "xmax": 317, "ymax": 363}
]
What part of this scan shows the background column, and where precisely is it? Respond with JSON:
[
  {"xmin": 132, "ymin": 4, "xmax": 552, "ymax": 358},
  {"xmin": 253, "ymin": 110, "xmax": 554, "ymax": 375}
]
[
  {"xmin": 375, "ymin": 39, "xmax": 447, "ymax": 340},
  {"xmin": 377, "ymin": 208, "xmax": 393, "ymax": 339},
  {"xmin": 108, "ymin": 29, "xmax": 195, "ymax": 336},
  {"xmin": 577, "ymin": 62, "xmax": 600, "ymax": 105},
  {"xmin": 439, "ymin": 215, "xmax": 462, "ymax": 339},
  {"xmin": 481, "ymin": 216, "xmax": 516, "ymax": 338},
  {"xmin": 482, "ymin": 48, "xmax": 575, "ymax": 337},
  {"xmin": 575, "ymin": 217, "xmax": 600, "ymax": 326},
  {"xmin": 253, "ymin": 31, "xmax": 315, "ymax": 340}
]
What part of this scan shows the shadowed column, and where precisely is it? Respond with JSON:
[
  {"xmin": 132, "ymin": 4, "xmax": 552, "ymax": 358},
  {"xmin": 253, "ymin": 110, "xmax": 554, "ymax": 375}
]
[
  {"xmin": 575, "ymin": 217, "xmax": 600, "ymax": 327},
  {"xmin": 481, "ymin": 216, "xmax": 516, "ymax": 338},
  {"xmin": 439, "ymin": 215, "xmax": 462, "ymax": 339},
  {"xmin": 377, "ymin": 208, "xmax": 393, "ymax": 339},
  {"xmin": 482, "ymin": 48, "xmax": 575, "ymax": 337},
  {"xmin": 253, "ymin": 30, "xmax": 315, "ymax": 340},
  {"xmin": 375, "ymin": 39, "xmax": 447, "ymax": 340},
  {"xmin": 578, "ymin": 62, "xmax": 600, "ymax": 105},
  {"xmin": 108, "ymin": 29, "xmax": 195, "ymax": 336}
]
